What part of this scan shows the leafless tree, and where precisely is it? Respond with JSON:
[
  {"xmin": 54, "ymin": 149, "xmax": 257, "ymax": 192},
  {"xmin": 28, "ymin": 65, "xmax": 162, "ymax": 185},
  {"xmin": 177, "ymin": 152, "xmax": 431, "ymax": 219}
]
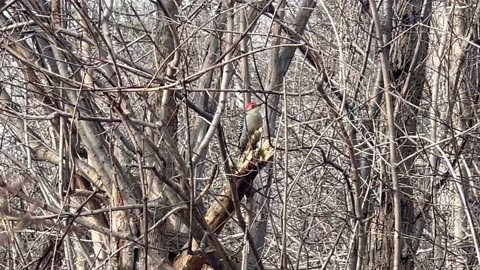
[{"xmin": 1, "ymin": 0, "xmax": 480, "ymax": 269}]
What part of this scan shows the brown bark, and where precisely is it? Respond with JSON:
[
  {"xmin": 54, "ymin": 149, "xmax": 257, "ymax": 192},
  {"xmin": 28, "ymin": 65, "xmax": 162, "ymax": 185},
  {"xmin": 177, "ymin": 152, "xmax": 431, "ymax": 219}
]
[
  {"xmin": 369, "ymin": 0, "xmax": 430, "ymax": 268},
  {"xmin": 174, "ymin": 142, "xmax": 274, "ymax": 270}
]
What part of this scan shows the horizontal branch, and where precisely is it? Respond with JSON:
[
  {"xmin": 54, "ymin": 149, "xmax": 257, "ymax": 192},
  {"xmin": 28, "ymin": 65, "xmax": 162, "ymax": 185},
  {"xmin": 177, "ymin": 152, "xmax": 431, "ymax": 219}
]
[{"xmin": 0, "ymin": 107, "xmax": 164, "ymax": 128}]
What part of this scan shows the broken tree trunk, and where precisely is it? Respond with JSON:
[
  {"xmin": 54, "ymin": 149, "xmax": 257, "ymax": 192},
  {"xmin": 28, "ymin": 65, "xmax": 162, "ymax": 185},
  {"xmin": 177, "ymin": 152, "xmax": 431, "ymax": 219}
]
[{"xmin": 173, "ymin": 141, "xmax": 274, "ymax": 270}]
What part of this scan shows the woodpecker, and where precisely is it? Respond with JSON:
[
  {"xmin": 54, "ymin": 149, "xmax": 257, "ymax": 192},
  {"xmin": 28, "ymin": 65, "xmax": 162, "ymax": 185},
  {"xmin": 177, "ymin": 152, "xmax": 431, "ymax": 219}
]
[{"xmin": 239, "ymin": 101, "xmax": 263, "ymax": 151}]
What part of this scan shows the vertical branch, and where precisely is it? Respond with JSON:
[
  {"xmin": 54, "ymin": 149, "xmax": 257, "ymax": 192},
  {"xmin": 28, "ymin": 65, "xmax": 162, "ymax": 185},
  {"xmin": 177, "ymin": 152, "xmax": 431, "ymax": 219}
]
[
  {"xmin": 77, "ymin": 2, "xmax": 110, "ymax": 266},
  {"xmin": 367, "ymin": 0, "xmax": 401, "ymax": 268},
  {"xmin": 155, "ymin": 0, "xmax": 182, "ymax": 127},
  {"xmin": 240, "ymin": 4, "xmax": 251, "ymax": 104},
  {"xmin": 191, "ymin": 5, "xmax": 226, "ymax": 180},
  {"xmin": 239, "ymin": 4, "xmax": 252, "ymax": 267},
  {"xmin": 190, "ymin": 0, "xmax": 234, "ymax": 168},
  {"xmin": 280, "ymin": 77, "xmax": 288, "ymax": 268},
  {"xmin": 100, "ymin": 0, "xmax": 119, "ymax": 86},
  {"xmin": 428, "ymin": 3, "xmax": 451, "ymax": 265},
  {"xmin": 266, "ymin": 0, "xmax": 286, "ymax": 132}
]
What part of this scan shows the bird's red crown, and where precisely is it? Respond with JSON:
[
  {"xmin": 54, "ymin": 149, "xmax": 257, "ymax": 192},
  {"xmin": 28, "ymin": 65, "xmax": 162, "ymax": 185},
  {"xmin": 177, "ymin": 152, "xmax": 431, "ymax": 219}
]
[{"xmin": 245, "ymin": 101, "xmax": 258, "ymax": 111}]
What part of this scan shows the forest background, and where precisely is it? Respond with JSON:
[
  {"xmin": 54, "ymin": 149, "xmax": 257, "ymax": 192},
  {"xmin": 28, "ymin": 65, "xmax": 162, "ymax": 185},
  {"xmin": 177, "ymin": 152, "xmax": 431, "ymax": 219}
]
[{"xmin": 0, "ymin": 0, "xmax": 479, "ymax": 269}]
